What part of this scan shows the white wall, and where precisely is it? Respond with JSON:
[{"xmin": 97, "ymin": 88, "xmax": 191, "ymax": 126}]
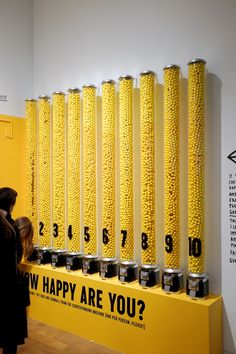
[
  {"xmin": 0, "ymin": 0, "xmax": 230, "ymax": 352},
  {"xmin": 0, "ymin": 0, "xmax": 33, "ymax": 117},
  {"xmin": 33, "ymin": 0, "xmax": 235, "ymax": 94}
]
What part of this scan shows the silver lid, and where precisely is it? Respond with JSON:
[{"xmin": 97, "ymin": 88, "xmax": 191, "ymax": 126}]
[
  {"xmin": 83, "ymin": 254, "xmax": 99, "ymax": 260},
  {"xmin": 187, "ymin": 272, "xmax": 209, "ymax": 279},
  {"xmin": 53, "ymin": 91, "xmax": 65, "ymax": 95},
  {"xmin": 67, "ymin": 87, "xmax": 81, "ymax": 93},
  {"xmin": 119, "ymin": 260, "xmax": 138, "ymax": 267},
  {"xmin": 52, "ymin": 249, "xmax": 66, "ymax": 254},
  {"xmin": 25, "ymin": 98, "xmax": 37, "ymax": 102},
  {"xmin": 163, "ymin": 64, "xmax": 180, "ymax": 70},
  {"xmin": 39, "ymin": 246, "xmax": 52, "ymax": 251},
  {"xmin": 141, "ymin": 264, "xmax": 158, "ymax": 270},
  {"xmin": 101, "ymin": 257, "xmax": 118, "ymax": 263},
  {"xmin": 140, "ymin": 70, "xmax": 156, "ymax": 76},
  {"xmin": 38, "ymin": 95, "xmax": 51, "ymax": 100},
  {"xmin": 162, "ymin": 268, "xmax": 183, "ymax": 274},
  {"xmin": 82, "ymin": 84, "xmax": 97, "ymax": 89},
  {"xmin": 119, "ymin": 74, "xmax": 134, "ymax": 81},
  {"xmin": 67, "ymin": 251, "xmax": 82, "ymax": 256},
  {"xmin": 188, "ymin": 58, "xmax": 207, "ymax": 65},
  {"xmin": 101, "ymin": 79, "xmax": 116, "ymax": 85}
]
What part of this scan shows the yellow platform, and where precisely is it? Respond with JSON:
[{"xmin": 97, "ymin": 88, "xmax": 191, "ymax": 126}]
[{"xmin": 20, "ymin": 262, "xmax": 222, "ymax": 354}]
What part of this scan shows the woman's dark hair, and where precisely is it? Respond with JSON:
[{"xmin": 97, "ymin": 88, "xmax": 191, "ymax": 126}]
[
  {"xmin": 15, "ymin": 216, "xmax": 34, "ymax": 258},
  {"xmin": 0, "ymin": 187, "xmax": 17, "ymax": 214}
]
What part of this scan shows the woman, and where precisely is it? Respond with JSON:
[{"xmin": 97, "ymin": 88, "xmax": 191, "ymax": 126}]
[
  {"xmin": 0, "ymin": 187, "xmax": 27, "ymax": 354},
  {"xmin": 0, "ymin": 187, "xmax": 22, "ymax": 261}
]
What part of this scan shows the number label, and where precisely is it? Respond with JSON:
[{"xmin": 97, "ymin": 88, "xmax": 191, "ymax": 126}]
[
  {"xmin": 39, "ymin": 221, "xmax": 44, "ymax": 236},
  {"xmin": 84, "ymin": 226, "xmax": 90, "ymax": 242},
  {"xmin": 121, "ymin": 230, "xmax": 127, "ymax": 247},
  {"xmin": 141, "ymin": 232, "xmax": 148, "ymax": 250},
  {"xmin": 103, "ymin": 228, "xmax": 109, "ymax": 244},
  {"xmin": 53, "ymin": 223, "xmax": 58, "ymax": 238},
  {"xmin": 188, "ymin": 237, "xmax": 202, "ymax": 257},
  {"xmin": 68, "ymin": 225, "xmax": 73, "ymax": 240},
  {"xmin": 165, "ymin": 235, "xmax": 173, "ymax": 253}
]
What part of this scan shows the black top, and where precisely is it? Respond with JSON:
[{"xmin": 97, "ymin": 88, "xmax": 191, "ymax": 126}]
[{"xmin": 0, "ymin": 214, "xmax": 27, "ymax": 348}]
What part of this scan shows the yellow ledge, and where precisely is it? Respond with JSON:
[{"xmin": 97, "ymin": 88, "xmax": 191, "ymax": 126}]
[{"xmin": 20, "ymin": 262, "xmax": 222, "ymax": 354}]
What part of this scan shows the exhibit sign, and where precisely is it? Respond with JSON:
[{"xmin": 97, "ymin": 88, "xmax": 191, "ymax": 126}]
[
  {"xmin": 21, "ymin": 262, "xmax": 222, "ymax": 354},
  {"xmin": 227, "ymin": 168, "xmax": 236, "ymax": 264}
]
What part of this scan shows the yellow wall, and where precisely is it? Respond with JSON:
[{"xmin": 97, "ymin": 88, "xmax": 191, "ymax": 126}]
[{"xmin": 0, "ymin": 114, "xmax": 26, "ymax": 217}]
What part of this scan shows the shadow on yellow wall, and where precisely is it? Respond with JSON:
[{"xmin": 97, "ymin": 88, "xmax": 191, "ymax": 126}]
[{"xmin": 0, "ymin": 114, "xmax": 26, "ymax": 217}]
